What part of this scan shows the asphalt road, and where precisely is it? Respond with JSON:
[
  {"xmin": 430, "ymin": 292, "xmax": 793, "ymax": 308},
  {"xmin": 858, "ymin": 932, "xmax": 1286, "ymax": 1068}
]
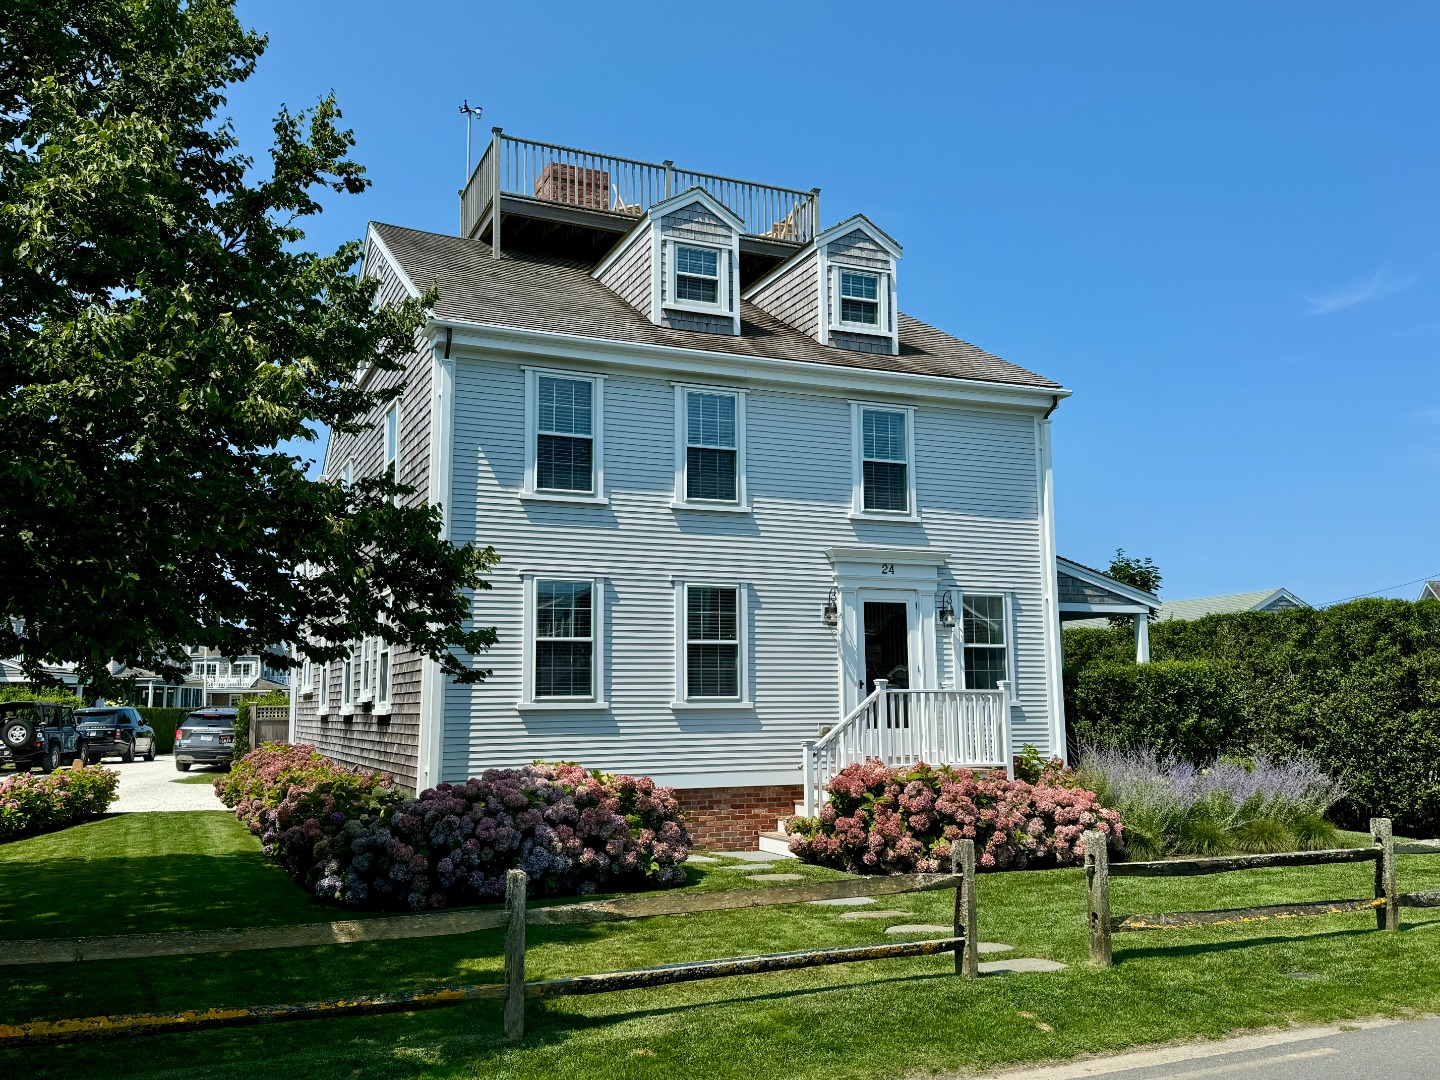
[{"xmin": 981, "ymin": 1017, "xmax": 1440, "ymax": 1079}]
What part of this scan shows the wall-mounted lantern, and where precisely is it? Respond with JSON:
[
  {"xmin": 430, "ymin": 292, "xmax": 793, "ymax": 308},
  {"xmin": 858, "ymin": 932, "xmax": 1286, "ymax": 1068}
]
[
  {"xmin": 823, "ymin": 588, "xmax": 839, "ymax": 627},
  {"xmin": 938, "ymin": 590, "xmax": 957, "ymax": 629}
]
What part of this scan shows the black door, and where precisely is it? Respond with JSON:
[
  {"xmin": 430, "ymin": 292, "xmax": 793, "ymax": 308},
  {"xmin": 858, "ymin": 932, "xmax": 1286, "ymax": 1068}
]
[{"xmin": 863, "ymin": 601, "xmax": 910, "ymax": 693}]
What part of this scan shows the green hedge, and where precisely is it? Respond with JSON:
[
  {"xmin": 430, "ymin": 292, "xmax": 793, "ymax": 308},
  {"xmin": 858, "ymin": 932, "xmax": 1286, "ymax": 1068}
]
[
  {"xmin": 1069, "ymin": 659, "xmax": 1244, "ymax": 764},
  {"xmin": 1063, "ymin": 597, "xmax": 1440, "ymax": 833},
  {"xmin": 135, "ymin": 708, "xmax": 188, "ymax": 755}
]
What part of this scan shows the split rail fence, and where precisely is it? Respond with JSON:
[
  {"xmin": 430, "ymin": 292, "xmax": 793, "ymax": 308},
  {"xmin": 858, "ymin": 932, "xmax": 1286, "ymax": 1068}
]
[
  {"xmin": 0, "ymin": 842, "xmax": 979, "ymax": 1046},
  {"xmin": 1082, "ymin": 817, "xmax": 1440, "ymax": 966}
]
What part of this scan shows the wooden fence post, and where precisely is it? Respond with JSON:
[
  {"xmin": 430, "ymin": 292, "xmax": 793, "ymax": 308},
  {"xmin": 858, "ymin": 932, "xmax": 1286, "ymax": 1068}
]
[
  {"xmin": 954, "ymin": 839, "xmax": 978, "ymax": 976},
  {"xmin": 1084, "ymin": 830, "xmax": 1112, "ymax": 968},
  {"xmin": 1372, "ymin": 817, "xmax": 1398, "ymax": 931},
  {"xmin": 504, "ymin": 869, "xmax": 527, "ymax": 1039}
]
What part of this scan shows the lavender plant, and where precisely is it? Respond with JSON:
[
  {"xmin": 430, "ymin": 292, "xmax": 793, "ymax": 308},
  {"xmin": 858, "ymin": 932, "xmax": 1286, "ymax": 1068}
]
[{"xmin": 1075, "ymin": 744, "xmax": 1345, "ymax": 859}]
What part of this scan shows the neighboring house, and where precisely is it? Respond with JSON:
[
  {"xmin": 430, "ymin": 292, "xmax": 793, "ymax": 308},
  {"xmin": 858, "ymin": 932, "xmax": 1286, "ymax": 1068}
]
[
  {"xmin": 188, "ymin": 646, "xmax": 289, "ymax": 707},
  {"xmin": 293, "ymin": 131, "xmax": 1072, "ymax": 846},
  {"xmin": 0, "ymin": 658, "xmax": 203, "ymax": 708},
  {"xmin": 0, "ymin": 658, "xmax": 80, "ymax": 691},
  {"xmin": 1420, "ymin": 581, "xmax": 1440, "ymax": 602},
  {"xmin": 1156, "ymin": 589, "xmax": 1308, "ymax": 622}
]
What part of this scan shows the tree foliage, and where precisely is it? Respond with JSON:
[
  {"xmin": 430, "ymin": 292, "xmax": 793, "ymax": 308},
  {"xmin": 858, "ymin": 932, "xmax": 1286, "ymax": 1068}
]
[
  {"xmin": 1106, "ymin": 548, "xmax": 1162, "ymax": 627},
  {"xmin": 1, "ymin": 1, "xmax": 496, "ymax": 689}
]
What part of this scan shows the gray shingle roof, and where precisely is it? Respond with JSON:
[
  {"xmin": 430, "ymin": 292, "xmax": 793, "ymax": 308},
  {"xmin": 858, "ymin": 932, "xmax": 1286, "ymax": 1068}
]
[
  {"xmin": 371, "ymin": 223, "xmax": 1062, "ymax": 390},
  {"xmin": 1157, "ymin": 590, "xmax": 1307, "ymax": 622}
]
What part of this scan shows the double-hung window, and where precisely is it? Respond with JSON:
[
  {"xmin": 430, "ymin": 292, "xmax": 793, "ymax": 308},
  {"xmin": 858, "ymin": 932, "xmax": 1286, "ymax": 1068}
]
[
  {"xmin": 526, "ymin": 370, "xmax": 603, "ymax": 499},
  {"xmin": 383, "ymin": 403, "xmax": 399, "ymax": 500},
  {"xmin": 961, "ymin": 594, "xmax": 1009, "ymax": 690},
  {"xmin": 340, "ymin": 646, "xmax": 355, "ymax": 712},
  {"xmin": 839, "ymin": 270, "xmax": 881, "ymax": 327},
  {"xmin": 531, "ymin": 578, "xmax": 599, "ymax": 702},
  {"xmin": 675, "ymin": 583, "xmax": 747, "ymax": 705},
  {"xmin": 853, "ymin": 404, "xmax": 915, "ymax": 516},
  {"xmin": 318, "ymin": 661, "xmax": 330, "ymax": 712},
  {"xmin": 674, "ymin": 245, "xmax": 720, "ymax": 305},
  {"xmin": 376, "ymin": 639, "xmax": 391, "ymax": 709},
  {"xmin": 677, "ymin": 387, "xmax": 745, "ymax": 506}
]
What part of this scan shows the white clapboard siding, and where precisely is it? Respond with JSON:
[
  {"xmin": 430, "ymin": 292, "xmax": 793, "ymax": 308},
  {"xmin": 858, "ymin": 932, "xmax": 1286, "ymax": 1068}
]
[{"xmin": 442, "ymin": 351, "xmax": 1051, "ymax": 789}]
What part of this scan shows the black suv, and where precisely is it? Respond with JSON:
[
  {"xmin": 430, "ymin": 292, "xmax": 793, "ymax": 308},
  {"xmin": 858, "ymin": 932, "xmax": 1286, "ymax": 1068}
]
[
  {"xmin": 174, "ymin": 708, "xmax": 237, "ymax": 772},
  {"xmin": 0, "ymin": 701, "xmax": 82, "ymax": 773},
  {"xmin": 75, "ymin": 707, "xmax": 157, "ymax": 764}
]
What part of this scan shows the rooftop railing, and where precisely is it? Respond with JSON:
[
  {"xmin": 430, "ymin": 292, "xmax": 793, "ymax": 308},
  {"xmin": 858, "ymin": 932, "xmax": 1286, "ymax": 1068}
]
[{"xmin": 460, "ymin": 130, "xmax": 819, "ymax": 246}]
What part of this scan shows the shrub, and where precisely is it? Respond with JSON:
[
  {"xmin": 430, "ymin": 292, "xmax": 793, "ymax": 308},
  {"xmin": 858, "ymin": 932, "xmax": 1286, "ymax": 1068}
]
[
  {"xmin": 220, "ymin": 746, "xmax": 691, "ymax": 909},
  {"xmin": 1068, "ymin": 659, "xmax": 1245, "ymax": 763},
  {"xmin": 1063, "ymin": 599, "xmax": 1440, "ymax": 833},
  {"xmin": 135, "ymin": 708, "xmax": 188, "ymax": 754},
  {"xmin": 0, "ymin": 762, "xmax": 119, "ymax": 842},
  {"xmin": 788, "ymin": 759, "xmax": 1122, "ymax": 874},
  {"xmin": 0, "ymin": 685, "xmax": 84, "ymax": 708},
  {"xmin": 1075, "ymin": 745, "xmax": 1345, "ymax": 860}
]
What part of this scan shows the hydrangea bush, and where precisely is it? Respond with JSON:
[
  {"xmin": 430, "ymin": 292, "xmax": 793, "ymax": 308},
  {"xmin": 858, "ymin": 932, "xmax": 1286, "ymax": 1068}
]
[
  {"xmin": 0, "ymin": 761, "xmax": 119, "ymax": 842},
  {"xmin": 219, "ymin": 745, "xmax": 691, "ymax": 910},
  {"xmin": 788, "ymin": 759, "xmax": 1122, "ymax": 873}
]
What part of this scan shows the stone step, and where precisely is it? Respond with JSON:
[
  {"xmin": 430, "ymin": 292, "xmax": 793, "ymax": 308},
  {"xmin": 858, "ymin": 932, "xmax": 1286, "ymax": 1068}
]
[{"xmin": 757, "ymin": 830, "xmax": 792, "ymax": 856}]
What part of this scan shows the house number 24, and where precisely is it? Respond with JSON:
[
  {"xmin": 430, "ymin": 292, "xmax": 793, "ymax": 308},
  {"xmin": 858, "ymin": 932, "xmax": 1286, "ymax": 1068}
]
[{"xmin": 880, "ymin": 563, "xmax": 895, "ymax": 574}]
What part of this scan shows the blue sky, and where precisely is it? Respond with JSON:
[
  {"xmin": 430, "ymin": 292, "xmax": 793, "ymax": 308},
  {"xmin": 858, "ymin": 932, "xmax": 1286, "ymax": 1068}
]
[{"xmin": 235, "ymin": 1, "xmax": 1439, "ymax": 607}]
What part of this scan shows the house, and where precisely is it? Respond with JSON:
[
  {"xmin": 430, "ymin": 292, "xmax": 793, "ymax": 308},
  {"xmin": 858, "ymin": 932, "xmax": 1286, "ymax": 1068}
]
[
  {"xmin": 1420, "ymin": 581, "xmax": 1440, "ymax": 602},
  {"xmin": 1156, "ymin": 588, "xmax": 1307, "ymax": 622},
  {"xmin": 188, "ymin": 646, "xmax": 290, "ymax": 708},
  {"xmin": 1, "ymin": 657, "xmax": 204, "ymax": 709},
  {"xmin": 292, "ymin": 131, "xmax": 1073, "ymax": 847},
  {"xmin": 1055, "ymin": 557, "xmax": 1161, "ymax": 661}
]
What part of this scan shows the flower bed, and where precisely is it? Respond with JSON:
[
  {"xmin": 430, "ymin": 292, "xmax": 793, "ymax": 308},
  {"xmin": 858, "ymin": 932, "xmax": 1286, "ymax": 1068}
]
[
  {"xmin": 216, "ymin": 745, "xmax": 691, "ymax": 910},
  {"xmin": 0, "ymin": 762, "xmax": 120, "ymax": 842},
  {"xmin": 788, "ymin": 759, "xmax": 1122, "ymax": 873}
]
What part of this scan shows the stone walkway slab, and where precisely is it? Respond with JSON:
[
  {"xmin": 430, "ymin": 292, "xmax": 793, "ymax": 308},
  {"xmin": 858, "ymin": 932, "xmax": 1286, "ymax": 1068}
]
[
  {"xmin": 686, "ymin": 855, "xmax": 719, "ymax": 863},
  {"xmin": 978, "ymin": 957, "xmax": 1066, "ymax": 974},
  {"xmin": 806, "ymin": 896, "xmax": 875, "ymax": 907},
  {"xmin": 747, "ymin": 873, "xmax": 803, "ymax": 882},
  {"xmin": 838, "ymin": 909, "xmax": 910, "ymax": 920},
  {"xmin": 884, "ymin": 924, "xmax": 952, "ymax": 935},
  {"xmin": 978, "ymin": 942, "xmax": 1015, "ymax": 954},
  {"xmin": 711, "ymin": 850, "xmax": 794, "ymax": 862}
]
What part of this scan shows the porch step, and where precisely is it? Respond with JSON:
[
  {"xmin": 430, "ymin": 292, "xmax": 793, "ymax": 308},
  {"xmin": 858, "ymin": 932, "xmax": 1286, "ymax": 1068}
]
[{"xmin": 757, "ymin": 830, "xmax": 793, "ymax": 856}]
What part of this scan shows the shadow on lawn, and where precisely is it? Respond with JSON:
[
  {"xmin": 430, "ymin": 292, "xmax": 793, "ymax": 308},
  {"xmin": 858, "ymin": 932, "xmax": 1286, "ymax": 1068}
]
[{"xmin": 1115, "ymin": 925, "xmax": 1376, "ymax": 963}]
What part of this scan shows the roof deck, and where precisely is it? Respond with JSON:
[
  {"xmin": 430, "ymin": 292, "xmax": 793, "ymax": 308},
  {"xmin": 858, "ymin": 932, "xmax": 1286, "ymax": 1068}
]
[{"xmin": 460, "ymin": 130, "xmax": 820, "ymax": 282}]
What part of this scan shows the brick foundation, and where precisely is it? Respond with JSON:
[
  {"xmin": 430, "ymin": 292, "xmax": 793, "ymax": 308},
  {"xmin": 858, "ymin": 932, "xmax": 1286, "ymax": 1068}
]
[{"xmin": 675, "ymin": 784, "xmax": 803, "ymax": 851}]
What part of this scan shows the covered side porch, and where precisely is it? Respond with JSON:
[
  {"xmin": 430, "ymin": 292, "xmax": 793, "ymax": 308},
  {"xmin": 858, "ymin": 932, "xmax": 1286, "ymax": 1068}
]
[{"xmin": 1055, "ymin": 556, "xmax": 1160, "ymax": 663}]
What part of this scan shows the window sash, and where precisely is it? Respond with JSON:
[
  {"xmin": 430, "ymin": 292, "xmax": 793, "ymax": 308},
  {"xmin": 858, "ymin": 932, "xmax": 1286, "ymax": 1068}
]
[
  {"xmin": 858, "ymin": 407, "xmax": 910, "ymax": 514},
  {"xmin": 674, "ymin": 244, "xmax": 721, "ymax": 306},
  {"xmin": 532, "ymin": 374, "xmax": 597, "ymax": 494},
  {"xmin": 377, "ymin": 643, "xmax": 390, "ymax": 704},
  {"xmin": 960, "ymin": 594, "xmax": 1008, "ymax": 691},
  {"xmin": 685, "ymin": 585, "xmax": 740, "ymax": 700},
  {"xmin": 837, "ymin": 270, "xmax": 884, "ymax": 329},
  {"xmin": 684, "ymin": 391, "xmax": 738, "ymax": 503},
  {"xmin": 534, "ymin": 580, "xmax": 595, "ymax": 700}
]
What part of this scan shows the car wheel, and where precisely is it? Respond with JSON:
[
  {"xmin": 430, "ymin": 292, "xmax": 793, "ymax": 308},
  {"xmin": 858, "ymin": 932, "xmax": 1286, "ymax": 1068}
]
[
  {"xmin": 2, "ymin": 718, "xmax": 36, "ymax": 752},
  {"xmin": 144, "ymin": 742, "xmax": 155, "ymax": 762},
  {"xmin": 122, "ymin": 743, "xmax": 135, "ymax": 763},
  {"xmin": 40, "ymin": 744, "xmax": 61, "ymax": 774},
  {"xmin": 176, "ymin": 761, "xmax": 190, "ymax": 772}
]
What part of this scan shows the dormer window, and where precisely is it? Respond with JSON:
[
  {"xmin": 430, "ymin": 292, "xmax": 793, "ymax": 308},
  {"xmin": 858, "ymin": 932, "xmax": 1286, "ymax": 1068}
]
[
  {"xmin": 675, "ymin": 246, "xmax": 720, "ymax": 305},
  {"xmin": 668, "ymin": 240, "xmax": 728, "ymax": 313},
  {"xmin": 839, "ymin": 271, "xmax": 881, "ymax": 327}
]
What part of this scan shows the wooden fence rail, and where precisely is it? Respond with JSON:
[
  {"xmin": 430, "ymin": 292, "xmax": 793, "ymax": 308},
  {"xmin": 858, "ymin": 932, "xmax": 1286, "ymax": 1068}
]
[
  {"xmin": 1083, "ymin": 818, "xmax": 1424, "ymax": 967},
  {"xmin": 0, "ymin": 843, "xmax": 979, "ymax": 1046}
]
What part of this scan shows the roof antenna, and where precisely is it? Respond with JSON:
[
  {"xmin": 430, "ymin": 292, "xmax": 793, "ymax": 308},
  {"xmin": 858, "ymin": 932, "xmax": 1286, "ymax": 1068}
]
[{"xmin": 459, "ymin": 100, "xmax": 484, "ymax": 188}]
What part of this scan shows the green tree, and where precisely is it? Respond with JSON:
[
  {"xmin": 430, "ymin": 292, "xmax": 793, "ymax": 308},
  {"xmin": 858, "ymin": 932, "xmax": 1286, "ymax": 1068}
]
[
  {"xmin": 1106, "ymin": 548, "xmax": 1162, "ymax": 627},
  {"xmin": 0, "ymin": 1, "xmax": 496, "ymax": 690}
]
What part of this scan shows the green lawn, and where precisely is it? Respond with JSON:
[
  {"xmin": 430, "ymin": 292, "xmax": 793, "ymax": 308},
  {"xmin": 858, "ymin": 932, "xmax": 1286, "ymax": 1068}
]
[
  {"xmin": 171, "ymin": 773, "xmax": 224, "ymax": 785},
  {"xmin": 5, "ymin": 815, "xmax": 1440, "ymax": 1080}
]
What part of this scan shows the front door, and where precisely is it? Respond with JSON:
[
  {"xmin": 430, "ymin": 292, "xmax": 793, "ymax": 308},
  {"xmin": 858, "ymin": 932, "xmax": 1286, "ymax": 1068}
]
[{"xmin": 863, "ymin": 600, "xmax": 911, "ymax": 692}]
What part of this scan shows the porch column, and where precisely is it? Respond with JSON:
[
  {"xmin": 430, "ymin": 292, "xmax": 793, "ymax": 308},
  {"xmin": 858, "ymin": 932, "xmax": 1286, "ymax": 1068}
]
[{"xmin": 1135, "ymin": 613, "xmax": 1150, "ymax": 664}]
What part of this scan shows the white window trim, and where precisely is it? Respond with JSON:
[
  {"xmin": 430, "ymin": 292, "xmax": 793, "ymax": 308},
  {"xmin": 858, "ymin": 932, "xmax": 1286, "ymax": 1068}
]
[
  {"xmin": 671, "ymin": 384, "xmax": 749, "ymax": 511},
  {"xmin": 299, "ymin": 658, "xmax": 313, "ymax": 698},
  {"xmin": 339, "ymin": 645, "xmax": 357, "ymax": 716},
  {"xmin": 954, "ymin": 590, "xmax": 1016, "ymax": 692},
  {"xmin": 831, "ymin": 266, "xmax": 890, "ymax": 334},
  {"xmin": 383, "ymin": 402, "xmax": 400, "ymax": 504},
  {"xmin": 519, "ymin": 573, "xmax": 609, "ymax": 710},
  {"xmin": 373, "ymin": 638, "xmax": 393, "ymax": 716},
  {"xmin": 358, "ymin": 637, "xmax": 376, "ymax": 704},
  {"xmin": 664, "ymin": 238, "xmax": 731, "ymax": 317},
  {"xmin": 671, "ymin": 578, "xmax": 752, "ymax": 710},
  {"xmin": 342, "ymin": 457, "xmax": 354, "ymax": 490},
  {"xmin": 521, "ymin": 367, "xmax": 607, "ymax": 505},
  {"xmin": 850, "ymin": 401, "xmax": 919, "ymax": 522}
]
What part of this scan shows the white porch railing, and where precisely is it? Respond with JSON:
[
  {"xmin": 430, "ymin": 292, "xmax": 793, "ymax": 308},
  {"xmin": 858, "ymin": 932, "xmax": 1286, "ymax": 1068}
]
[{"xmin": 801, "ymin": 679, "xmax": 1013, "ymax": 816}]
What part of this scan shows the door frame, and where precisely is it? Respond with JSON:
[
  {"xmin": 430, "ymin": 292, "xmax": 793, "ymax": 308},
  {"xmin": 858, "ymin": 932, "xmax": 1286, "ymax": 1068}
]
[{"xmin": 827, "ymin": 546, "xmax": 946, "ymax": 717}]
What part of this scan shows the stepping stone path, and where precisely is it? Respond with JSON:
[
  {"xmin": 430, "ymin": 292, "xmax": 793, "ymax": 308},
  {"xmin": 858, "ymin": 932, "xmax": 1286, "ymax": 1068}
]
[
  {"xmin": 884, "ymin": 924, "xmax": 952, "ymax": 936},
  {"xmin": 838, "ymin": 909, "xmax": 910, "ymax": 920},
  {"xmin": 712, "ymin": 851, "xmax": 793, "ymax": 862},
  {"xmin": 748, "ymin": 873, "xmax": 803, "ymax": 882},
  {"xmin": 806, "ymin": 896, "xmax": 875, "ymax": 907},
  {"xmin": 977, "ymin": 957, "xmax": 1066, "ymax": 974},
  {"xmin": 978, "ymin": 942, "xmax": 1015, "ymax": 954},
  {"xmin": 687, "ymin": 855, "xmax": 719, "ymax": 863}
]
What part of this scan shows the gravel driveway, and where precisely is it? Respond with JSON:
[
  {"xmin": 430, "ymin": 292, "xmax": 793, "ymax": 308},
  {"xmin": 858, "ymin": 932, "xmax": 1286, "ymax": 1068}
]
[{"xmin": 98, "ymin": 756, "xmax": 230, "ymax": 813}]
